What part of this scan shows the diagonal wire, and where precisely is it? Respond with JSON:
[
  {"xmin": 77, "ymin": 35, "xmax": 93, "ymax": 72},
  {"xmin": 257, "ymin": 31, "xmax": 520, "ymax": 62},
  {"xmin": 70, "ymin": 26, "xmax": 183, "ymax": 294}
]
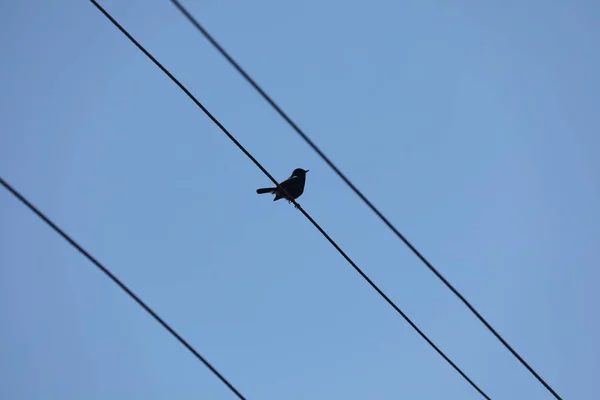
[
  {"xmin": 168, "ymin": 1, "xmax": 562, "ymax": 399},
  {"xmin": 0, "ymin": 176, "xmax": 247, "ymax": 399},
  {"xmin": 89, "ymin": 1, "xmax": 491, "ymax": 398}
]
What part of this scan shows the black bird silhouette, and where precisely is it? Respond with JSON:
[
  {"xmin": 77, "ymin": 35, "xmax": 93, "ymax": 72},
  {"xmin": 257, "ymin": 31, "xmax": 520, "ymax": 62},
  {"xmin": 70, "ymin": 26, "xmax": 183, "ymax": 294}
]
[{"xmin": 256, "ymin": 168, "xmax": 309, "ymax": 203}]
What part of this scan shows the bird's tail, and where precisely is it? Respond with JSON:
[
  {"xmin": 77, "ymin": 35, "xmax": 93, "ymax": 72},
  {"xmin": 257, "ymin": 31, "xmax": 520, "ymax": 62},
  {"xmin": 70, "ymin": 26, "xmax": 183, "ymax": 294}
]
[{"xmin": 256, "ymin": 187, "xmax": 276, "ymax": 194}]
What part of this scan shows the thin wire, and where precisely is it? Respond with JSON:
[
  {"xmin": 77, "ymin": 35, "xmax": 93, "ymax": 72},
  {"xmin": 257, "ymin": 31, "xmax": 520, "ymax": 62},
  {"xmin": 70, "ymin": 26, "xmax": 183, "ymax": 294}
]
[
  {"xmin": 89, "ymin": 1, "xmax": 491, "ymax": 398},
  {"xmin": 168, "ymin": 1, "xmax": 562, "ymax": 399},
  {"xmin": 0, "ymin": 177, "xmax": 247, "ymax": 399}
]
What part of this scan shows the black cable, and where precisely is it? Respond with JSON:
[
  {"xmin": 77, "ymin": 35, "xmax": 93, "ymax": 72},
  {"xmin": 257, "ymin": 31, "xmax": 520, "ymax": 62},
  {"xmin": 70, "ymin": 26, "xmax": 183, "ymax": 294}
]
[
  {"xmin": 0, "ymin": 177, "xmax": 247, "ymax": 399},
  {"xmin": 89, "ymin": 1, "xmax": 491, "ymax": 398},
  {"xmin": 168, "ymin": 1, "xmax": 562, "ymax": 399}
]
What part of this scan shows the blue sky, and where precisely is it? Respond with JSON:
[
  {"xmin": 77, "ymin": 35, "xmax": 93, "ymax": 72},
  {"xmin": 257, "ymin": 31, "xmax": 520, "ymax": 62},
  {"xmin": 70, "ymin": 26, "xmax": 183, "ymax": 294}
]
[{"xmin": 1, "ymin": 0, "xmax": 599, "ymax": 398}]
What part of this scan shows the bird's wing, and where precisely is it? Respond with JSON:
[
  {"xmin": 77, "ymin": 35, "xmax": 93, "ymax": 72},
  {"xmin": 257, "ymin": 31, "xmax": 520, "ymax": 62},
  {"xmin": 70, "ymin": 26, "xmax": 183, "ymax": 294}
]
[{"xmin": 280, "ymin": 175, "xmax": 298, "ymax": 188}]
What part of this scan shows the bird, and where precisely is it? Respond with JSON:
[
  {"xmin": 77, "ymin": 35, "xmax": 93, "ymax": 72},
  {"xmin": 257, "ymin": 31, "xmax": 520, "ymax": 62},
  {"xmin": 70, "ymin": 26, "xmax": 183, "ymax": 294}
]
[{"xmin": 256, "ymin": 168, "xmax": 309, "ymax": 204}]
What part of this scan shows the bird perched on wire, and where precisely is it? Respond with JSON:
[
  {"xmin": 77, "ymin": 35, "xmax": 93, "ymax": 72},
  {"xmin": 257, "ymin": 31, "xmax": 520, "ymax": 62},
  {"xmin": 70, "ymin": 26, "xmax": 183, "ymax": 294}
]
[{"xmin": 256, "ymin": 168, "xmax": 309, "ymax": 204}]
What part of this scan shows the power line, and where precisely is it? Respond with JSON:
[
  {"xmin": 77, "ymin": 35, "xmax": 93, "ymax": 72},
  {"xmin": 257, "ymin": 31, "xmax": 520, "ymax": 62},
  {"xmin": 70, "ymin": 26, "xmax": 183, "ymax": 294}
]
[
  {"xmin": 0, "ymin": 177, "xmax": 247, "ymax": 399},
  {"xmin": 168, "ymin": 1, "xmax": 562, "ymax": 399},
  {"xmin": 89, "ymin": 1, "xmax": 491, "ymax": 398}
]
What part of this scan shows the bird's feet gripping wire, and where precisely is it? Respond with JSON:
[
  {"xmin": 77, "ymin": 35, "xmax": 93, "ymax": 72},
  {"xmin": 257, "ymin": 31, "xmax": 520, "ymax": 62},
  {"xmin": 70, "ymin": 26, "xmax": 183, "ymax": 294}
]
[{"xmin": 288, "ymin": 199, "xmax": 301, "ymax": 209}]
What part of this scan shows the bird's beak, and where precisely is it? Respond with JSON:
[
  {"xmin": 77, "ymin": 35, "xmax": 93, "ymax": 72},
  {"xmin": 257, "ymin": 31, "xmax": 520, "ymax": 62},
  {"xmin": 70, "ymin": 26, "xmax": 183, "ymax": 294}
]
[{"xmin": 305, "ymin": 169, "xmax": 309, "ymax": 173}]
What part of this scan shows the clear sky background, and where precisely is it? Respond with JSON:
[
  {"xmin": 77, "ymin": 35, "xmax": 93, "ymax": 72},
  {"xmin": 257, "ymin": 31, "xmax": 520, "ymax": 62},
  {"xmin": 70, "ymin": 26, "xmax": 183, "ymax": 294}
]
[{"xmin": 1, "ymin": 0, "xmax": 598, "ymax": 399}]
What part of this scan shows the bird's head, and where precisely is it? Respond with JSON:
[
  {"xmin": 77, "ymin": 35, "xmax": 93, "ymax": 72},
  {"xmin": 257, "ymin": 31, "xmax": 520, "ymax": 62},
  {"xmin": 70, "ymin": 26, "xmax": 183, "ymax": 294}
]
[{"xmin": 292, "ymin": 168, "xmax": 309, "ymax": 177}]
